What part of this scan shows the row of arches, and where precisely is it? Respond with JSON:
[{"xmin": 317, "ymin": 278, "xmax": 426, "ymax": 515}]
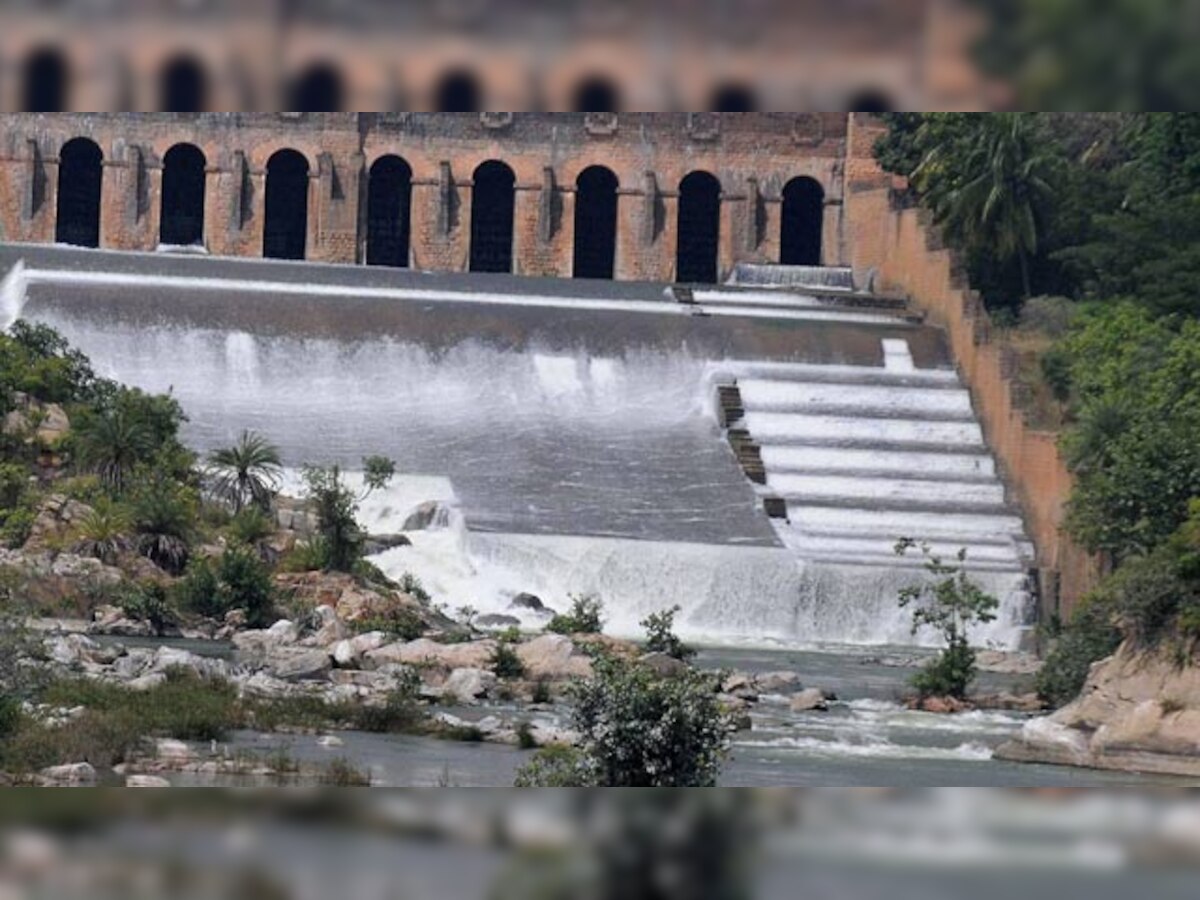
[
  {"xmin": 50, "ymin": 140, "xmax": 825, "ymax": 280},
  {"xmin": 16, "ymin": 47, "xmax": 893, "ymax": 114}
]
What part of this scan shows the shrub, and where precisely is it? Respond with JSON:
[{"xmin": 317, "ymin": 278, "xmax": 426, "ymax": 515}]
[
  {"xmin": 547, "ymin": 594, "xmax": 604, "ymax": 635},
  {"xmin": 321, "ymin": 757, "xmax": 371, "ymax": 786},
  {"xmin": 350, "ymin": 670, "xmax": 424, "ymax": 733},
  {"xmin": 1036, "ymin": 603, "xmax": 1121, "ymax": 707},
  {"xmin": 0, "ymin": 505, "xmax": 35, "ymax": 550},
  {"xmin": 515, "ymin": 721, "xmax": 537, "ymax": 750},
  {"xmin": 353, "ymin": 605, "xmax": 424, "ymax": 641},
  {"xmin": 396, "ymin": 572, "xmax": 430, "ymax": 603},
  {"xmin": 514, "ymin": 745, "xmax": 591, "ymax": 787},
  {"xmin": 72, "ymin": 497, "xmax": 133, "ymax": 565},
  {"xmin": 117, "ymin": 580, "xmax": 176, "ymax": 634},
  {"xmin": 490, "ymin": 642, "xmax": 526, "ymax": 679},
  {"xmin": 640, "ymin": 605, "xmax": 696, "ymax": 660},
  {"xmin": 0, "ymin": 695, "xmax": 22, "ymax": 742},
  {"xmin": 227, "ymin": 506, "xmax": 274, "ymax": 547},
  {"xmin": 530, "ymin": 679, "xmax": 552, "ymax": 705},
  {"xmin": 174, "ymin": 557, "xmax": 222, "ymax": 618},
  {"xmin": 206, "ymin": 431, "xmax": 282, "ymax": 513},
  {"xmin": 301, "ymin": 458, "xmax": 396, "ymax": 574},
  {"xmin": 174, "ymin": 548, "xmax": 274, "ymax": 626},
  {"xmin": 894, "ymin": 540, "xmax": 999, "ymax": 700},
  {"xmin": 130, "ymin": 476, "xmax": 196, "ymax": 575}
]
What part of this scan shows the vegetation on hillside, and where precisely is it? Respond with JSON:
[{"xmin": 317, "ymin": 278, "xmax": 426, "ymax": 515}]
[{"xmin": 876, "ymin": 113, "xmax": 1200, "ymax": 704}]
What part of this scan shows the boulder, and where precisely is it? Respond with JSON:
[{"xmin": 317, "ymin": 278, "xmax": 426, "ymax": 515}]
[
  {"xmin": 332, "ymin": 631, "xmax": 388, "ymax": 668},
  {"xmin": 317, "ymin": 735, "xmax": 344, "ymax": 748},
  {"xmin": 441, "ymin": 667, "xmax": 498, "ymax": 704},
  {"xmin": 516, "ymin": 635, "xmax": 593, "ymax": 680},
  {"xmin": 150, "ymin": 645, "xmax": 228, "ymax": 680},
  {"xmin": 363, "ymin": 533, "xmax": 412, "ymax": 554},
  {"xmin": 44, "ymin": 633, "xmax": 106, "ymax": 667},
  {"xmin": 126, "ymin": 672, "xmax": 168, "ymax": 692},
  {"xmin": 236, "ymin": 672, "xmax": 295, "ymax": 699},
  {"xmin": 476, "ymin": 613, "xmax": 521, "ymax": 631},
  {"xmin": 267, "ymin": 648, "xmax": 333, "ymax": 682},
  {"xmin": 22, "ymin": 495, "xmax": 94, "ymax": 553},
  {"xmin": 509, "ymin": 593, "xmax": 545, "ymax": 612},
  {"xmin": 400, "ymin": 501, "xmax": 452, "ymax": 531},
  {"xmin": 126, "ymin": 775, "xmax": 172, "ymax": 788},
  {"xmin": 790, "ymin": 688, "xmax": 830, "ymax": 713},
  {"xmin": 155, "ymin": 739, "xmax": 192, "ymax": 764},
  {"xmin": 310, "ymin": 605, "xmax": 348, "ymax": 646},
  {"xmin": 639, "ymin": 652, "xmax": 689, "ymax": 678},
  {"xmin": 112, "ymin": 649, "xmax": 153, "ymax": 680},
  {"xmin": 39, "ymin": 762, "xmax": 96, "ymax": 785},
  {"xmin": 365, "ymin": 637, "xmax": 497, "ymax": 671},
  {"xmin": 755, "ymin": 671, "xmax": 803, "ymax": 694}
]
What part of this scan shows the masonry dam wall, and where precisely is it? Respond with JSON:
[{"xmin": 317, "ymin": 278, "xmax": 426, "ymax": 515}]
[{"xmin": 2, "ymin": 244, "xmax": 1036, "ymax": 648}]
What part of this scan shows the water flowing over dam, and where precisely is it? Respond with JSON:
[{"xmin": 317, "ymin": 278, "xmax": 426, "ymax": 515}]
[{"xmin": 2, "ymin": 245, "xmax": 1035, "ymax": 649}]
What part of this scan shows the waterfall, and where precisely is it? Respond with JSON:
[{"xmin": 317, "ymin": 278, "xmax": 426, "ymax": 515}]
[{"xmin": 8, "ymin": 253, "xmax": 1035, "ymax": 649}]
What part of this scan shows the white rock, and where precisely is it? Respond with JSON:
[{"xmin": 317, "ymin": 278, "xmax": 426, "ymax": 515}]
[
  {"xmin": 39, "ymin": 762, "xmax": 96, "ymax": 784},
  {"xmin": 516, "ymin": 634, "xmax": 593, "ymax": 680},
  {"xmin": 317, "ymin": 735, "xmax": 344, "ymax": 748},
  {"xmin": 332, "ymin": 631, "xmax": 387, "ymax": 668},
  {"xmin": 789, "ymin": 688, "xmax": 830, "ymax": 712},
  {"xmin": 155, "ymin": 739, "xmax": 192, "ymax": 763},
  {"xmin": 126, "ymin": 775, "xmax": 172, "ymax": 788},
  {"xmin": 441, "ymin": 668, "xmax": 498, "ymax": 704}
]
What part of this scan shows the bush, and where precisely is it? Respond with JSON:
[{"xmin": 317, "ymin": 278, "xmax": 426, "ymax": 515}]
[
  {"xmin": 174, "ymin": 548, "xmax": 274, "ymax": 626},
  {"xmin": 227, "ymin": 506, "xmax": 274, "ymax": 546},
  {"xmin": 490, "ymin": 642, "xmax": 526, "ymax": 679},
  {"xmin": 353, "ymin": 605, "xmax": 424, "ymax": 641},
  {"xmin": 321, "ymin": 757, "xmax": 371, "ymax": 786},
  {"xmin": 130, "ymin": 476, "xmax": 196, "ymax": 575},
  {"xmin": 516, "ymin": 653, "xmax": 730, "ymax": 787},
  {"xmin": 174, "ymin": 557, "xmax": 222, "ymax": 618},
  {"xmin": 640, "ymin": 605, "xmax": 696, "ymax": 660},
  {"xmin": 117, "ymin": 580, "xmax": 176, "ymax": 633},
  {"xmin": 514, "ymin": 745, "xmax": 591, "ymax": 787},
  {"xmin": 396, "ymin": 572, "xmax": 430, "ymax": 603},
  {"xmin": 0, "ymin": 695, "xmax": 21, "ymax": 742},
  {"xmin": 349, "ymin": 670, "xmax": 424, "ymax": 733},
  {"xmin": 72, "ymin": 497, "xmax": 133, "ymax": 565},
  {"xmin": 1036, "ymin": 603, "xmax": 1121, "ymax": 708},
  {"xmin": 0, "ymin": 505, "xmax": 35, "ymax": 550},
  {"xmin": 547, "ymin": 594, "xmax": 604, "ymax": 635}
]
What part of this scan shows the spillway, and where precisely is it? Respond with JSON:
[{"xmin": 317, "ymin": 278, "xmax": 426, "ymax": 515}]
[{"xmin": 1, "ymin": 245, "xmax": 1035, "ymax": 649}]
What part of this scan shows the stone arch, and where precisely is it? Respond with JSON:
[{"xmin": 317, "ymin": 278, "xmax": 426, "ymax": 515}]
[
  {"xmin": 572, "ymin": 76, "xmax": 620, "ymax": 112},
  {"xmin": 780, "ymin": 176, "xmax": 824, "ymax": 266},
  {"xmin": 709, "ymin": 83, "xmax": 757, "ymax": 112},
  {"xmin": 160, "ymin": 143, "xmax": 207, "ymax": 247},
  {"xmin": 366, "ymin": 155, "xmax": 413, "ymax": 268},
  {"xmin": 435, "ymin": 69, "xmax": 482, "ymax": 113},
  {"xmin": 55, "ymin": 137, "xmax": 102, "ymax": 247},
  {"xmin": 676, "ymin": 171, "xmax": 721, "ymax": 284},
  {"xmin": 23, "ymin": 47, "xmax": 68, "ymax": 112},
  {"xmin": 160, "ymin": 55, "xmax": 208, "ymax": 112},
  {"xmin": 573, "ymin": 165, "xmax": 619, "ymax": 279},
  {"xmin": 469, "ymin": 160, "xmax": 515, "ymax": 274},
  {"xmin": 846, "ymin": 90, "xmax": 893, "ymax": 113},
  {"xmin": 289, "ymin": 63, "xmax": 344, "ymax": 112},
  {"xmin": 263, "ymin": 149, "xmax": 309, "ymax": 260}
]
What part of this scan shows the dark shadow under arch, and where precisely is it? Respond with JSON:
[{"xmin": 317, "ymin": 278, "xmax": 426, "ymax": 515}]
[
  {"xmin": 263, "ymin": 149, "xmax": 309, "ymax": 260},
  {"xmin": 676, "ymin": 171, "xmax": 721, "ymax": 284},
  {"xmin": 160, "ymin": 143, "xmax": 207, "ymax": 246},
  {"xmin": 572, "ymin": 77, "xmax": 620, "ymax": 112},
  {"xmin": 469, "ymin": 161, "xmax": 515, "ymax": 273},
  {"xmin": 709, "ymin": 83, "xmax": 758, "ymax": 113},
  {"xmin": 289, "ymin": 64, "xmax": 344, "ymax": 112},
  {"xmin": 160, "ymin": 56, "xmax": 208, "ymax": 112},
  {"xmin": 435, "ymin": 70, "xmax": 482, "ymax": 113},
  {"xmin": 847, "ymin": 91, "xmax": 893, "ymax": 113},
  {"xmin": 55, "ymin": 138, "xmax": 102, "ymax": 247},
  {"xmin": 24, "ymin": 47, "xmax": 68, "ymax": 112},
  {"xmin": 573, "ymin": 166, "xmax": 618, "ymax": 279},
  {"xmin": 366, "ymin": 155, "xmax": 413, "ymax": 268},
  {"xmin": 780, "ymin": 177, "xmax": 824, "ymax": 266}
]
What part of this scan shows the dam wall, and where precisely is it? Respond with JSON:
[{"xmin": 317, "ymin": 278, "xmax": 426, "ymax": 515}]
[{"xmin": 841, "ymin": 117, "xmax": 1104, "ymax": 623}]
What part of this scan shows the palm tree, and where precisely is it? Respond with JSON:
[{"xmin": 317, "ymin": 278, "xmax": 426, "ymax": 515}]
[
  {"xmin": 207, "ymin": 430, "xmax": 283, "ymax": 513},
  {"xmin": 915, "ymin": 113, "xmax": 1057, "ymax": 298},
  {"xmin": 73, "ymin": 407, "xmax": 154, "ymax": 494}
]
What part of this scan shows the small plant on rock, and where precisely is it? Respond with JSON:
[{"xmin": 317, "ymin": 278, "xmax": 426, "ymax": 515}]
[
  {"xmin": 490, "ymin": 642, "xmax": 526, "ymax": 679},
  {"xmin": 640, "ymin": 605, "xmax": 696, "ymax": 661},
  {"xmin": 894, "ymin": 539, "xmax": 999, "ymax": 701},
  {"xmin": 301, "ymin": 457, "xmax": 395, "ymax": 573},
  {"xmin": 546, "ymin": 594, "xmax": 604, "ymax": 635}
]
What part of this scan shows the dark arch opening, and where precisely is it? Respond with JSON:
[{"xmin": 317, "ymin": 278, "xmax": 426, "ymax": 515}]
[
  {"xmin": 435, "ymin": 70, "xmax": 482, "ymax": 113},
  {"xmin": 573, "ymin": 166, "xmax": 618, "ymax": 279},
  {"xmin": 366, "ymin": 155, "xmax": 413, "ymax": 268},
  {"xmin": 780, "ymin": 177, "xmax": 824, "ymax": 266},
  {"xmin": 160, "ymin": 143, "xmax": 207, "ymax": 246},
  {"xmin": 23, "ymin": 47, "xmax": 68, "ymax": 112},
  {"xmin": 55, "ymin": 138, "xmax": 102, "ymax": 247},
  {"xmin": 709, "ymin": 83, "xmax": 757, "ymax": 112},
  {"xmin": 160, "ymin": 56, "xmax": 208, "ymax": 112},
  {"xmin": 289, "ymin": 64, "xmax": 344, "ymax": 112},
  {"xmin": 676, "ymin": 171, "xmax": 721, "ymax": 284},
  {"xmin": 847, "ymin": 91, "xmax": 893, "ymax": 113},
  {"xmin": 572, "ymin": 77, "xmax": 620, "ymax": 112},
  {"xmin": 263, "ymin": 149, "xmax": 309, "ymax": 260},
  {"xmin": 469, "ymin": 161, "xmax": 515, "ymax": 274}
]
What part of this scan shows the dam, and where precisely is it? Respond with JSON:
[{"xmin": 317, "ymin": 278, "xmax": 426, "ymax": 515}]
[{"xmin": 1, "ymin": 243, "xmax": 1035, "ymax": 649}]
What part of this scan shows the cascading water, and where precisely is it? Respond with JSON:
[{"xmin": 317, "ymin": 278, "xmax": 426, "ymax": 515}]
[
  {"xmin": 4, "ymin": 248, "xmax": 1035, "ymax": 649},
  {"xmin": 729, "ymin": 263, "xmax": 856, "ymax": 292}
]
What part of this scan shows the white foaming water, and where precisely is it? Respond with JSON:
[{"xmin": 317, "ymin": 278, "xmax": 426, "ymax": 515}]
[
  {"xmin": 734, "ymin": 734, "xmax": 995, "ymax": 763},
  {"xmin": 0, "ymin": 260, "xmax": 26, "ymax": 330}
]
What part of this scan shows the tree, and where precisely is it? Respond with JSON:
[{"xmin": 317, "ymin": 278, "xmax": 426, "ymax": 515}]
[
  {"xmin": 894, "ymin": 539, "xmax": 1000, "ymax": 700},
  {"xmin": 73, "ymin": 405, "xmax": 154, "ymax": 494},
  {"xmin": 515, "ymin": 653, "xmax": 731, "ymax": 787},
  {"xmin": 207, "ymin": 430, "xmax": 283, "ymax": 513},
  {"xmin": 301, "ymin": 457, "xmax": 395, "ymax": 573},
  {"xmin": 914, "ymin": 113, "xmax": 1057, "ymax": 298},
  {"xmin": 640, "ymin": 605, "xmax": 695, "ymax": 661}
]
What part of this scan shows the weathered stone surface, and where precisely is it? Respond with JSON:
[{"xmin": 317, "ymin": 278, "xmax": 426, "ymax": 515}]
[
  {"xmin": 155, "ymin": 739, "xmax": 192, "ymax": 763},
  {"xmin": 400, "ymin": 501, "xmax": 452, "ymax": 531},
  {"xmin": 39, "ymin": 762, "xmax": 96, "ymax": 785},
  {"xmin": 476, "ymin": 613, "xmax": 521, "ymax": 631},
  {"xmin": 332, "ymin": 631, "xmax": 387, "ymax": 667},
  {"xmin": 150, "ymin": 645, "xmax": 228, "ymax": 679},
  {"xmin": 790, "ymin": 688, "xmax": 830, "ymax": 712},
  {"xmin": 516, "ymin": 635, "xmax": 593, "ymax": 680},
  {"xmin": 441, "ymin": 667, "xmax": 497, "ymax": 704},
  {"xmin": 22, "ymin": 495, "xmax": 94, "ymax": 552},
  {"xmin": 640, "ymin": 652, "xmax": 689, "ymax": 678},
  {"xmin": 267, "ymin": 648, "xmax": 333, "ymax": 682},
  {"xmin": 126, "ymin": 774, "xmax": 172, "ymax": 787},
  {"xmin": 365, "ymin": 637, "xmax": 497, "ymax": 671},
  {"xmin": 755, "ymin": 671, "xmax": 803, "ymax": 694},
  {"xmin": 509, "ymin": 593, "xmax": 545, "ymax": 611}
]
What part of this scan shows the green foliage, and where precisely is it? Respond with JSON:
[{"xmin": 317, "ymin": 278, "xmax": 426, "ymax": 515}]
[
  {"xmin": 352, "ymin": 604, "xmax": 424, "ymax": 641},
  {"xmin": 489, "ymin": 642, "xmax": 526, "ymax": 679},
  {"xmin": 0, "ymin": 463, "xmax": 36, "ymax": 548},
  {"xmin": 894, "ymin": 540, "xmax": 1000, "ymax": 700},
  {"xmin": 640, "ymin": 605, "xmax": 696, "ymax": 661},
  {"xmin": 0, "ymin": 321, "xmax": 98, "ymax": 408},
  {"xmin": 207, "ymin": 430, "xmax": 282, "ymax": 513},
  {"xmin": 175, "ymin": 548, "xmax": 274, "ymax": 626},
  {"xmin": 129, "ymin": 475, "xmax": 196, "ymax": 574},
  {"xmin": 513, "ymin": 744, "xmax": 592, "ymax": 787},
  {"xmin": 362, "ymin": 455, "xmax": 396, "ymax": 493},
  {"xmin": 116, "ymin": 580, "xmax": 176, "ymax": 633},
  {"xmin": 396, "ymin": 572, "xmax": 430, "ymax": 603},
  {"xmin": 515, "ymin": 721, "xmax": 537, "ymax": 750},
  {"xmin": 226, "ymin": 505, "xmax": 274, "ymax": 547},
  {"xmin": 349, "ymin": 670, "xmax": 425, "ymax": 733},
  {"xmin": 72, "ymin": 387, "xmax": 189, "ymax": 494},
  {"xmin": 0, "ymin": 504, "xmax": 35, "ymax": 550},
  {"xmin": 1036, "ymin": 602, "xmax": 1122, "ymax": 708},
  {"xmin": 72, "ymin": 496, "xmax": 133, "ymax": 564},
  {"xmin": 301, "ymin": 464, "xmax": 364, "ymax": 573},
  {"xmin": 546, "ymin": 594, "xmax": 604, "ymax": 635},
  {"xmin": 530, "ymin": 679, "xmax": 552, "ymax": 705},
  {"xmin": 515, "ymin": 653, "xmax": 730, "ymax": 787},
  {"xmin": 174, "ymin": 557, "xmax": 222, "ymax": 618}
]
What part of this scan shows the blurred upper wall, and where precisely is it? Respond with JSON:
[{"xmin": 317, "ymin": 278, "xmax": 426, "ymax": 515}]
[{"xmin": 0, "ymin": 0, "xmax": 1002, "ymax": 112}]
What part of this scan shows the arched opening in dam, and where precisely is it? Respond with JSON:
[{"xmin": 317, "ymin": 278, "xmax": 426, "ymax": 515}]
[
  {"xmin": 160, "ymin": 143, "xmax": 207, "ymax": 247},
  {"xmin": 676, "ymin": 171, "xmax": 721, "ymax": 284},
  {"xmin": 781, "ymin": 176, "xmax": 824, "ymax": 266},
  {"xmin": 288, "ymin": 63, "xmax": 344, "ymax": 112},
  {"xmin": 263, "ymin": 149, "xmax": 309, "ymax": 260},
  {"xmin": 572, "ymin": 77, "xmax": 621, "ymax": 113},
  {"xmin": 435, "ymin": 70, "xmax": 482, "ymax": 113},
  {"xmin": 469, "ymin": 161, "xmax": 516, "ymax": 274},
  {"xmin": 366, "ymin": 155, "xmax": 413, "ymax": 268},
  {"xmin": 160, "ymin": 56, "xmax": 208, "ymax": 112},
  {"xmin": 23, "ymin": 47, "xmax": 68, "ymax": 112},
  {"xmin": 709, "ymin": 83, "xmax": 758, "ymax": 112},
  {"xmin": 55, "ymin": 138, "xmax": 103, "ymax": 248},
  {"xmin": 572, "ymin": 166, "xmax": 618, "ymax": 279}
]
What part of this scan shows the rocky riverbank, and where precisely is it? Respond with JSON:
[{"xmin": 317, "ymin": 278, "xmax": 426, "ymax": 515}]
[{"xmin": 996, "ymin": 641, "xmax": 1200, "ymax": 777}]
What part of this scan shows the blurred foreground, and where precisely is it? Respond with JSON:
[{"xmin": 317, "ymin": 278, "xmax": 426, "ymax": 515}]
[{"xmin": 1, "ymin": 790, "xmax": 1199, "ymax": 898}]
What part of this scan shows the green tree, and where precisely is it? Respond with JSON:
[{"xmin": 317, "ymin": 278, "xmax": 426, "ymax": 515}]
[
  {"xmin": 301, "ymin": 457, "xmax": 395, "ymax": 573},
  {"xmin": 73, "ymin": 405, "xmax": 154, "ymax": 494},
  {"xmin": 207, "ymin": 430, "xmax": 283, "ymax": 513},
  {"xmin": 894, "ymin": 540, "xmax": 1000, "ymax": 700},
  {"xmin": 640, "ymin": 605, "xmax": 696, "ymax": 661}
]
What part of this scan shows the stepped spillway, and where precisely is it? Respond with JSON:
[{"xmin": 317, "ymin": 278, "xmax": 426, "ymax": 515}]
[{"xmin": 1, "ymin": 245, "xmax": 1035, "ymax": 648}]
